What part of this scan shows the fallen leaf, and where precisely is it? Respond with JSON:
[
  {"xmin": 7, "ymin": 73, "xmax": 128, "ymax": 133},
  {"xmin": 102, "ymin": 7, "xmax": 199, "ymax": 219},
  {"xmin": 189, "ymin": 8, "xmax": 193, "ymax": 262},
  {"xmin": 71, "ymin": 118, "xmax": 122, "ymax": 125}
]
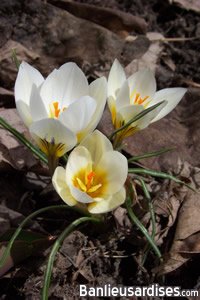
[
  {"xmin": 0, "ymin": 108, "xmax": 46, "ymax": 172},
  {"xmin": 0, "ymin": 229, "xmax": 53, "ymax": 277},
  {"xmin": 169, "ymin": 0, "xmax": 200, "ymax": 13},
  {"xmin": 48, "ymin": 0, "xmax": 147, "ymax": 38}
]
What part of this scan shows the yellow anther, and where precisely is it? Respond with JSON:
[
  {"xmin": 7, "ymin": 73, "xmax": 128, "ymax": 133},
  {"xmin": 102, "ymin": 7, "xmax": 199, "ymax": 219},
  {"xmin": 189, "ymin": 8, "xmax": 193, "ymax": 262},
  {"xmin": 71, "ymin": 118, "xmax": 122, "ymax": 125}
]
[
  {"xmin": 88, "ymin": 184, "xmax": 102, "ymax": 193},
  {"xmin": 76, "ymin": 177, "xmax": 87, "ymax": 192}
]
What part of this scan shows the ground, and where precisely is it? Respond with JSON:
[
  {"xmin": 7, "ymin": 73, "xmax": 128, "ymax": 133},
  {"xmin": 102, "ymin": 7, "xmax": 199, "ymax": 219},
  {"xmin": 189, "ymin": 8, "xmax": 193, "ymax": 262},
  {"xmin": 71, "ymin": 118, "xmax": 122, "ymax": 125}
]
[{"xmin": 0, "ymin": 0, "xmax": 200, "ymax": 299}]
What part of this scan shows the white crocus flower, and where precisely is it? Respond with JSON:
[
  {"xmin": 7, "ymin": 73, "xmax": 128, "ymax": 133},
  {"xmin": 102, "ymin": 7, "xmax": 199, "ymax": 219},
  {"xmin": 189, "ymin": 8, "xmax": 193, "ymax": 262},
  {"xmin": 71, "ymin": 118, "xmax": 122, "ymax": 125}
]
[
  {"xmin": 52, "ymin": 130, "xmax": 128, "ymax": 214},
  {"xmin": 108, "ymin": 59, "xmax": 187, "ymax": 147},
  {"xmin": 15, "ymin": 62, "xmax": 107, "ymax": 172}
]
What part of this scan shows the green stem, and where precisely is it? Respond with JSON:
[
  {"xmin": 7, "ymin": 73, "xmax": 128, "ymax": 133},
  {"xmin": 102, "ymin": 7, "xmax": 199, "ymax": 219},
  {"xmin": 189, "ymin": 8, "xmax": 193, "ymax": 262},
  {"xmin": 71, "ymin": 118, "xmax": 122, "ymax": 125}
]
[
  {"xmin": 128, "ymin": 168, "xmax": 196, "ymax": 193},
  {"xmin": 0, "ymin": 117, "xmax": 48, "ymax": 165},
  {"xmin": 42, "ymin": 216, "xmax": 101, "ymax": 300},
  {"xmin": 0, "ymin": 205, "xmax": 89, "ymax": 268},
  {"xmin": 128, "ymin": 147, "xmax": 175, "ymax": 162},
  {"xmin": 109, "ymin": 101, "xmax": 165, "ymax": 141}
]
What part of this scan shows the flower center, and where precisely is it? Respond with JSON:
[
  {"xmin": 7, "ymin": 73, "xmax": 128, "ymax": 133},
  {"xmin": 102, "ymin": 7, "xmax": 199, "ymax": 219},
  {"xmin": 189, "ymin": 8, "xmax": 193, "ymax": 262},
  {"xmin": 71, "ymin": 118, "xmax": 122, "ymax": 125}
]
[
  {"xmin": 49, "ymin": 102, "xmax": 66, "ymax": 118},
  {"xmin": 76, "ymin": 171, "xmax": 102, "ymax": 194},
  {"xmin": 130, "ymin": 89, "xmax": 150, "ymax": 106}
]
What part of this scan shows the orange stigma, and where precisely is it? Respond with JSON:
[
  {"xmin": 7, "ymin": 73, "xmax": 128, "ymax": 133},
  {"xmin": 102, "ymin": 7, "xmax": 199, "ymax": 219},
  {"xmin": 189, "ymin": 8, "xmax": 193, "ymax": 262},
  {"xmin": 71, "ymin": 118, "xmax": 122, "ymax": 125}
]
[{"xmin": 87, "ymin": 172, "xmax": 95, "ymax": 189}]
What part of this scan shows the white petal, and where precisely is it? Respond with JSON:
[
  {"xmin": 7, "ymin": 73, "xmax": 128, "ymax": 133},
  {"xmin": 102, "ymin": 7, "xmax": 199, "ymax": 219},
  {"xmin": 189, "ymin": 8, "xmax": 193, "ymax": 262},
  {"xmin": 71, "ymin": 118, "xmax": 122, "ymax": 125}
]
[
  {"xmin": 80, "ymin": 130, "xmax": 113, "ymax": 168},
  {"xmin": 88, "ymin": 187, "xmax": 126, "ymax": 214},
  {"xmin": 58, "ymin": 96, "xmax": 97, "ymax": 136},
  {"xmin": 15, "ymin": 62, "xmax": 44, "ymax": 127},
  {"xmin": 29, "ymin": 84, "xmax": 48, "ymax": 122},
  {"xmin": 69, "ymin": 185, "xmax": 94, "ymax": 203},
  {"xmin": 66, "ymin": 146, "xmax": 92, "ymax": 186},
  {"xmin": 128, "ymin": 68, "xmax": 156, "ymax": 102},
  {"xmin": 29, "ymin": 118, "xmax": 77, "ymax": 155},
  {"xmin": 16, "ymin": 100, "xmax": 33, "ymax": 128},
  {"xmin": 39, "ymin": 62, "xmax": 88, "ymax": 109},
  {"xmin": 150, "ymin": 87, "xmax": 187, "ymax": 123},
  {"xmin": 86, "ymin": 77, "xmax": 107, "ymax": 134},
  {"xmin": 52, "ymin": 167, "xmax": 77, "ymax": 206},
  {"xmin": 95, "ymin": 151, "xmax": 128, "ymax": 194},
  {"xmin": 115, "ymin": 80, "xmax": 130, "ymax": 111},
  {"xmin": 15, "ymin": 61, "xmax": 44, "ymax": 107},
  {"xmin": 108, "ymin": 59, "xmax": 126, "ymax": 98}
]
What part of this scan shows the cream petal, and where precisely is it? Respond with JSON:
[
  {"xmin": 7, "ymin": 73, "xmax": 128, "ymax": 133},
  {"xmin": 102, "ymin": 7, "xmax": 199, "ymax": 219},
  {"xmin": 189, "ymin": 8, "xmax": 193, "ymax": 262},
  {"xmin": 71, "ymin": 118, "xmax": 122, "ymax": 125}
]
[
  {"xmin": 115, "ymin": 104, "xmax": 144, "ymax": 129},
  {"xmin": 108, "ymin": 59, "xmax": 126, "ymax": 98},
  {"xmin": 80, "ymin": 130, "xmax": 113, "ymax": 168},
  {"xmin": 39, "ymin": 62, "xmax": 88, "ymax": 109},
  {"xmin": 58, "ymin": 96, "xmax": 97, "ymax": 135},
  {"xmin": 116, "ymin": 101, "xmax": 166, "ymax": 132},
  {"xmin": 88, "ymin": 187, "xmax": 126, "ymax": 214},
  {"xmin": 29, "ymin": 118, "xmax": 77, "ymax": 155},
  {"xmin": 95, "ymin": 151, "xmax": 128, "ymax": 194},
  {"xmin": 128, "ymin": 68, "xmax": 156, "ymax": 102},
  {"xmin": 85, "ymin": 77, "xmax": 107, "ymax": 134},
  {"xmin": 15, "ymin": 100, "xmax": 33, "ymax": 128},
  {"xmin": 29, "ymin": 84, "xmax": 48, "ymax": 122},
  {"xmin": 15, "ymin": 61, "xmax": 44, "ymax": 107},
  {"xmin": 66, "ymin": 146, "xmax": 92, "ymax": 186},
  {"xmin": 52, "ymin": 167, "xmax": 77, "ymax": 206},
  {"xmin": 115, "ymin": 80, "xmax": 130, "ymax": 111},
  {"xmin": 150, "ymin": 87, "xmax": 187, "ymax": 123},
  {"xmin": 69, "ymin": 185, "xmax": 94, "ymax": 203}
]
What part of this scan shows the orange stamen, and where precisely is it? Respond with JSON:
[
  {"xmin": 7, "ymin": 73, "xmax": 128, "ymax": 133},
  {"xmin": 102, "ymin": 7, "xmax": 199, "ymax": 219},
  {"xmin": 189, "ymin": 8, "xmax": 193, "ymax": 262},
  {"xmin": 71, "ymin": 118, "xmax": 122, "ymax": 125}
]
[
  {"xmin": 134, "ymin": 93, "xmax": 149, "ymax": 105},
  {"xmin": 138, "ymin": 95, "xmax": 149, "ymax": 104},
  {"xmin": 63, "ymin": 107, "xmax": 66, "ymax": 112},
  {"xmin": 53, "ymin": 102, "xmax": 60, "ymax": 118},
  {"xmin": 87, "ymin": 172, "xmax": 95, "ymax": 190},
  {"xmin": 134, "ymin": 93, "xmax": 140, "ymax": 104}
]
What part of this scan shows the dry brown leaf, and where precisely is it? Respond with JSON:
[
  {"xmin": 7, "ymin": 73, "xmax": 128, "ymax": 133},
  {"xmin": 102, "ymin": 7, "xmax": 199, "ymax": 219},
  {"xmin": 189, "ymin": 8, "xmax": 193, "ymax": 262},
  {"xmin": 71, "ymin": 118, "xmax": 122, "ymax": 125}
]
[
  {"xmin": 0, "ymin": 87, "xmax": 14, "ymax": 108},
  {"xmin": 169, "ymin": 0, "xmax": 200, "ymax": 13},
  {"xmin": 0, "ymin": 109, "xmax": 44, "ymax": 171},
  {"xmin": 0, "ymin": 40, "xmax": 40, "ymax": 89},
  {"xmin": 48, "ymin": 0, "xmax": 147, "ymax": 38},
  {"xmin": 125, "ymin": 32, "xmax": 164, "ymax": 76}
]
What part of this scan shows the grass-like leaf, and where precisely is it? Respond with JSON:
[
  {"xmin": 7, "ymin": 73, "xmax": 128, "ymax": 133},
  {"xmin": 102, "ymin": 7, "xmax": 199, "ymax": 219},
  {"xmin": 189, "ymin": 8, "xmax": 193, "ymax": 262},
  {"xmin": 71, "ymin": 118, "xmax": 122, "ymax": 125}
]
[
  {"xmin": 109, "ymin": 101, "xmax": 165, "ymax": 141},
  {"xmin": 42, "ymin": 216, "xmax": 101, "ymax": 300},
  {"xmin": 128, "ymin": 147, "xmax": 175, "ymax": 163},
  {"xmin": 11, "ymin": 48, "xmax": 20, "ymax": 70},
  {"xmin": 125, "ymin": 183, "xmax": 162, "ymax": 261},
  {"xmin": 0, "ymin": 205, "xmax": 89, "ymax": 269},
  {"xmin": 128, "ymin": 168, "xmax": 197, "ymax": 193}
]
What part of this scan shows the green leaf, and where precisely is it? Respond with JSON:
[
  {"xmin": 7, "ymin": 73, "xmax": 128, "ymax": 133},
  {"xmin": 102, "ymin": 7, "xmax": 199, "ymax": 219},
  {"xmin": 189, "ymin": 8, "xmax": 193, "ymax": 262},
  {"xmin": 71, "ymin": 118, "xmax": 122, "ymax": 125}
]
[
  {"xmin": 128, "ymin": 167, "xmax": 197, "ymax": 193},
  {"xmin": 128, "ymin": 147, "xmax": 175, "ymax": 162},
  {"xmin": 42, "ymin": 216, "xmax": 101, "ymax": 300}
]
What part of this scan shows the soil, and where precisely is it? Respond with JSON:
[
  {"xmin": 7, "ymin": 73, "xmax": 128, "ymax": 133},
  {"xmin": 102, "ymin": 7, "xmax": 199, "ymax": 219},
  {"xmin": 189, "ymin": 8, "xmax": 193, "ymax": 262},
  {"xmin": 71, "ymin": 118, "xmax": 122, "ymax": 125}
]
[{"xmin": 0, "ymin": 0, "xmax": 200, "ymax": 299}]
